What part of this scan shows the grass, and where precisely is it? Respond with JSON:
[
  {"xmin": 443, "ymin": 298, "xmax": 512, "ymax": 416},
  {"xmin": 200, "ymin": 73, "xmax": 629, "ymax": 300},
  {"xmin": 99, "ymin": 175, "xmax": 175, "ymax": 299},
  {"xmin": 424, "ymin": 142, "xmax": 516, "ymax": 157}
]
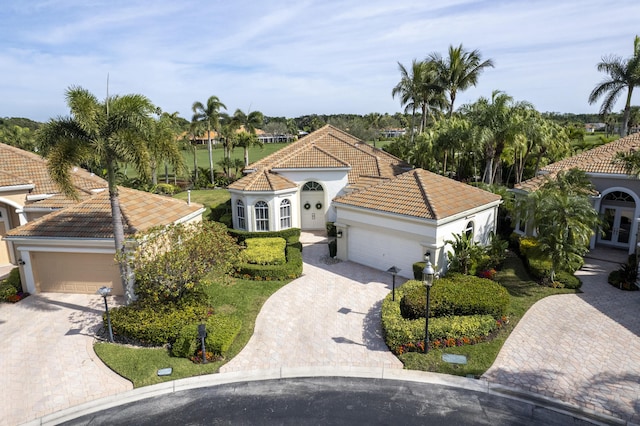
[
  {"xmin": 173, "ymin": 188, "xmax": 230, "ymax": 219},
  {"xmin": 95, "ymin": 276, "xmax": 289, "ymax": 388},
  {"xmin": 398, "ymin": 252, "xmax": 577, "ymax": 376}
]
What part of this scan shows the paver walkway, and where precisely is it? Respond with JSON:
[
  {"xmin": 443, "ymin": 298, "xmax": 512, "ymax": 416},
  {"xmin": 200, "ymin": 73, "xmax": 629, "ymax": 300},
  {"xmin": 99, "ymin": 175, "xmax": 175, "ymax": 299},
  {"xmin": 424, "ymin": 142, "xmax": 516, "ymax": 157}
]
[
  {"xmin": 483, "ymin": 249, "xmax": 640, "ymax": 422},
  {"xmin": 220, "ymin": 238, "xmax": 403, "ymax": 372},
  {"xmin": 0, "ymin": 293, "xmax": 132, "ymax": 426}
]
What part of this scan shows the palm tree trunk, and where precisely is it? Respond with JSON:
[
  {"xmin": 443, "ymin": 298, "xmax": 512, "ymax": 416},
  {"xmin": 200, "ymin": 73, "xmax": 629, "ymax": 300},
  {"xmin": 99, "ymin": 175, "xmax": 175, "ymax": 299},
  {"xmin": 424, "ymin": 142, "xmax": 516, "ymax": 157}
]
[
  {"xmin": 107, "ymin": 161, "xmax": 136, "ymax": 305},
  {"xmin": 244, "ymin": 147, "xmax": 249, "ymax": 167},
  {"xmin": 622, "ymin": 89, "xmax": 634, "ymax": 137},
  {"xmin": 164, "ymin": 163, "xmax": 169, "ymax": 184},
  {"xmin": 207, "ymin": 124, "xmax": 214, "ymax": 184}
]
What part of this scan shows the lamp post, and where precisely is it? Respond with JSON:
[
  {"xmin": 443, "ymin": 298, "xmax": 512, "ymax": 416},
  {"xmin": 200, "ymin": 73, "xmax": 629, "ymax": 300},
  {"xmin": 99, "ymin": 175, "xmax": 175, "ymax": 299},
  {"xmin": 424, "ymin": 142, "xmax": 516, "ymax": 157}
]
[
  {"xmin": 422, "ymin": 252, "xmax": 435, "ymax": 353},
  {"xmin": 97, "ymin": 286, "xmax": 114, "ymax": 343},
  {"xmin": 386, "ymin": 266, "xmax": 400, "ymax": 301},
  {"xmin": 198, "ymin": 324, "xmax": 208, "ymax": 364}
]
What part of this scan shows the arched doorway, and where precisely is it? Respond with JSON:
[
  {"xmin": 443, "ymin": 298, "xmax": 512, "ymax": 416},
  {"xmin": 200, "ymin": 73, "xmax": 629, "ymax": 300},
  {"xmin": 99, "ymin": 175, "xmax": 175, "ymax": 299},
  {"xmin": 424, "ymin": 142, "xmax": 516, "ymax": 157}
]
[
  {"xmin": 598, "ymin": 190, "xmax": 636, "ymax": 249},
  {"xmin": 300, "ymin": 181, "xmax": 325, "ymax": 230}
]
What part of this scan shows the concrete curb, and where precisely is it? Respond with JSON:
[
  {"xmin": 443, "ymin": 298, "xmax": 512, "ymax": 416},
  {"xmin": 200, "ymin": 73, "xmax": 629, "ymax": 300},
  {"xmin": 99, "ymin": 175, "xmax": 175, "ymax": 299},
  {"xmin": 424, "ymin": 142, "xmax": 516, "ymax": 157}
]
[{"xmin": 25, "ymin": 368, "xmax": 632, "ymax": 426}]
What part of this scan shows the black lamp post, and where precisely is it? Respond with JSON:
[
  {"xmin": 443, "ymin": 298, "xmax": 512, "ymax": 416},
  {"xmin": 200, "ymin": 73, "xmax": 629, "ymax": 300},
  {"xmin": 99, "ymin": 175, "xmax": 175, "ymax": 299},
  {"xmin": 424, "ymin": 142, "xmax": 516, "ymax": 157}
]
[
  {"xmin": 97, "ymin": 286, "xmax": 114, "ymax": 343},
  {"xmin": 422, "ymin": 252, "xmax": 435, "ymax": 353},
  {"xmin": 386, "ymin": 266, "xmax": 400, "ymax": 301},
  {"xmin": 198, "ymin": 324, "xmax": 207, "ymax": 364}
]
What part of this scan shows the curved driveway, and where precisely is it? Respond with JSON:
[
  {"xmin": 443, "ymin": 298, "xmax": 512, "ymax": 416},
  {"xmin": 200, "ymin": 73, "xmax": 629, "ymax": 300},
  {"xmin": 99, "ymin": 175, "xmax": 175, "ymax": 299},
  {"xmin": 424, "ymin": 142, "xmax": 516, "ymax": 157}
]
[
  {"xmin": 220, "ymin": 240, "xmax": 403, "ymax": 373},
  {"xmin": 483, "ymin": 250, "xmax": 640, "ymax": 422}
]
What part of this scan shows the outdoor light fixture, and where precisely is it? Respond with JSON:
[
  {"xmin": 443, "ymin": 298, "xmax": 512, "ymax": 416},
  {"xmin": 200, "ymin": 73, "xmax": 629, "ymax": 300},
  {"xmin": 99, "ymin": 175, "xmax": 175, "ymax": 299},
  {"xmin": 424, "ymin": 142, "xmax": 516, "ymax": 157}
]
[
  {"xmin": 336, "ymin": 230, "xmax": 343, "ymax": 238},
  {"xmin": 386, "ymin": 266, "xmax": 400, "ymax": 301},
  {"xmin": 198, "ymin": 324, "xmax": 207, "ymax": 364},
  {"xmin": 97, "ymin": 286, "xmax": 114, "ymax": 343},
  {"xmin": 422, "ymin": 252, "xmax": 435, "ymax": 353}
]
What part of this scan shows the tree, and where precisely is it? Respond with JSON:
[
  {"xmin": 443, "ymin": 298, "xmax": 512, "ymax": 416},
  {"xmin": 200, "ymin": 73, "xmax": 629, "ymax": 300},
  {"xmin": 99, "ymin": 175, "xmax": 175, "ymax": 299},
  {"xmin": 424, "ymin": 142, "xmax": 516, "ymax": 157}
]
[
  {"xmin": 588, "ymin": 35, "xmax": 640, "ymax": 137},
  {"xmin": 148, "ymin": 111, "xmax": 185, "ymax": 185},
  {"xmin": 192, "ymin": 96, "xmax": 226, "ymax": 184},
  {"xmin": 40, "ymin": 86, "xmax": 156, "ymax": 304},
  {"xmin": 231, "ymin": 108, "xmax": 264, "ymax": 167},
  {"xmin": 392, "ymin": 59, "xmax": 424, "ymax": 144},
  {"xmin": 429, "ymin": 44, "xmax": 494, "ymax": 117}
]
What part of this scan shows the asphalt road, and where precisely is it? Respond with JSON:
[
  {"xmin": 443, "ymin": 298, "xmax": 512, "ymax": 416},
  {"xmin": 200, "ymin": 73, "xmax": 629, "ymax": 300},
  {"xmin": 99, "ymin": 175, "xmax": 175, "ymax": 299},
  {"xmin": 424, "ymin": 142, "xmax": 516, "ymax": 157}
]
[{"xmin": 62, "ymin": 377, "xmax": 597, "ymax": 425}]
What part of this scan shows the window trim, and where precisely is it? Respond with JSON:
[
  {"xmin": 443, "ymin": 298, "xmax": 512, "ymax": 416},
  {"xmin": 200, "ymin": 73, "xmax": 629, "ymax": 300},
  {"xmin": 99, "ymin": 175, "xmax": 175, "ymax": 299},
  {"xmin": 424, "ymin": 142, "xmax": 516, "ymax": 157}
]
[
  {"xmin": 280, "ymin": 199, "xmax": 291, "ymax": 229},
  {"xmin": 236, "ymin": 200, "xmax": 246, "ymax": 230},
  {"xmin": 255, "ymin": 200, "xmax": 269, "ymax": 231}
]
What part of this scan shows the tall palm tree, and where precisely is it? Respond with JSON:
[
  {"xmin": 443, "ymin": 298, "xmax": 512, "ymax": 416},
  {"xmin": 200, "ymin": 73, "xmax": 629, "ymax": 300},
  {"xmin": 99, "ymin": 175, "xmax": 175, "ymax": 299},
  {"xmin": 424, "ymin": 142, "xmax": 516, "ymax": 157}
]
[
  {"xmin": 429, "ymin": 44, "xmax": 494, "ymax": 117},
  {"xmin": 392, "ymin": 59, "xmax": 423, "ymax": 144},
  {"xmin": 192, "ymin": 96, "xmax": 226, "ymax": 184},
  {"xmin": 39, "ymin": 86, "xmax": 156, "ymax": 304},
  {"xmin": 230, "ymin": 108, "xmax": 264, "ymax": 167},
  {"xmin": 148, "ymin": 111, "xmax": 185, "ymax": 185},
  {"xmin": 589, "ymin": 35, "xmax": 640, "ymax": 137}
]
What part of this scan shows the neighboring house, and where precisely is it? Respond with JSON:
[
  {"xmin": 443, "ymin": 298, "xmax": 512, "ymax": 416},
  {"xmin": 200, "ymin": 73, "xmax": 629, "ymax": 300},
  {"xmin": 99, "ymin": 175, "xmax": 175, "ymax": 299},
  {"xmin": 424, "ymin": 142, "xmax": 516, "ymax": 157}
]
[
  {"xmin": 0, "ymin": 142, "xmax": 204, "ymax": 295},
  {"xmin": 228, "ymin": 125, "xmax": 502, "ymax": 278},
  {"xmin": 513, "ymin": 132, "xmax": 640, "ymax": 256}
]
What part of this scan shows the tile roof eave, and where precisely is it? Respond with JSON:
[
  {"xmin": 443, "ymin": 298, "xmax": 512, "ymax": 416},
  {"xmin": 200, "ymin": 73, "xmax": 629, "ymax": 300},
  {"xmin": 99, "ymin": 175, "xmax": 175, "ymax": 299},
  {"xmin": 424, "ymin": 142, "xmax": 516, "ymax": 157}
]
[
  {"xmin": 332, "ymin": 199, "xmax": 438, "ymax": 223},
  {"xmin": 0, "ymin": 183, "xmax": 36, "ymax": 192},
  {"xmin": 271, "ymin": 166, "xmax": 351, "ymax": 172}
]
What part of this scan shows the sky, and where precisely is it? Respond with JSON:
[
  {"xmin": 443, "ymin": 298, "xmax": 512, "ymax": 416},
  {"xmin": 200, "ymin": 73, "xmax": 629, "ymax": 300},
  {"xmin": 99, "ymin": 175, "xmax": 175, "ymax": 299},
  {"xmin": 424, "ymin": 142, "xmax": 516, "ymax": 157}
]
[{"xmin": 1, "ymin": 0, "xmax": 639, "ymax": 122}]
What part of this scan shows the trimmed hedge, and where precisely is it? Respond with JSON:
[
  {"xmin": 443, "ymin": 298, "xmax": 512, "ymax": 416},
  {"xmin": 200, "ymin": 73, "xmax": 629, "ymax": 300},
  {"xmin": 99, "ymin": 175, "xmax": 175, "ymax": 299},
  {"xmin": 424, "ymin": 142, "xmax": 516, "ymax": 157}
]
[
  {"xmin": 229, "ymin": 228, "xmax": 301, "ymax": 245},
  {"xmin": 413, "ymin": 262, "xmax": 426, "ymax": 280},
  {"xmin": 171, "ymin": 313, "xmax": 242, "ymax": 358},
  {"xmin": 109, "ymin": 302, "xmax": 210, "ymax": 346},
  {"xmin": 244, "ymin": 237, "xmax": 287, "ymax": 265},
  {"xmin": 235, "ymin": 245, "xmax": 303, "ymax": 280},
  {"xmin": 399, "ymin": 275, "xmax": 509, "ymax": 320},
  {"xmin": 382, "ymin": 288, "xmax": 499, "ymax": 354},
  {"xmin": 554, "ymin": 271, "xmax": 582, "ymax": 289}
]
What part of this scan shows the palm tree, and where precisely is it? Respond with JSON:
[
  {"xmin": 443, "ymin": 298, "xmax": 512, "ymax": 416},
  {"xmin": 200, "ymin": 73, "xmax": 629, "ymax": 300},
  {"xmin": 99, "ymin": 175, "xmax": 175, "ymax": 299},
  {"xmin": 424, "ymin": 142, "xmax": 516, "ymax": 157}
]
[
  {"xmin": 148, "ymin": 112, "xmax": 185, "ymax": 185},
  {"xmin": 192, "ymin": 96, "xmax": 226, "ymax": 184},
  {"xmin": 392, "ymin": 59, "xmax": 423, "ymax": 144},
  {"xmin": 429, "ymin": 44, "xmax": 494, "ymax": 117},
  {"xmin": 589, "ymin": 35, "xmax": 640, "ymax": 137},
  {"xmin": 230, "ymin": 108, "xmax": 264, "ymax": 167},
  {"xmin": 39, "ymin": 86, "xmax": 156, "ymax": 304}
]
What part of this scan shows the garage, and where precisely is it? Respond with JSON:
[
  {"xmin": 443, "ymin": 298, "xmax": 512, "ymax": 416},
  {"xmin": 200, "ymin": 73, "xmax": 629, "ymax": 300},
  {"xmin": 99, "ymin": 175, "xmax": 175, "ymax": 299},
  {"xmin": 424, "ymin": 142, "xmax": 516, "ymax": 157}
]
[
  {"xmin": 346, "ymin": 224, "xmax": 424, "ymax": 279},
  {"xmin": 31, "ymin": 251, "xmax": 123, "ymax": 295}
]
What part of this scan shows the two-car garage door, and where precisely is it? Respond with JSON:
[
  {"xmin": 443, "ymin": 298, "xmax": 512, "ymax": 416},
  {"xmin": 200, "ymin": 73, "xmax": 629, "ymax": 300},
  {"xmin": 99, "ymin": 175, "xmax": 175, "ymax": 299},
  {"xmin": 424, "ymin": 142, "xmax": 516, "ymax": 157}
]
[
  {"xmin": 31, "ymin": 252, "xmax": 123, "ymax": 295},
  {"xmin": 346, "ymin": 225, "xmax": 421, "ymax": 279}
]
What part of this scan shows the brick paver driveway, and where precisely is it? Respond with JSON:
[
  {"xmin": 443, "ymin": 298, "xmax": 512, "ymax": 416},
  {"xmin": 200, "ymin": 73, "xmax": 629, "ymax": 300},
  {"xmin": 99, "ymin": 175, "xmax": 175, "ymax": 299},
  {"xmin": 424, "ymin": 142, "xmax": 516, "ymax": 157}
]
[
  {"xmin": 221, "ymin": 241, "xmax": 403, "ymax": 373},
  {"xmin": 483, "ymin": 251, "xmax": 640, "ymax": 423},
  {"xmin": 0, "ymin": 293, "xmax": 132, "ymax": 426}
]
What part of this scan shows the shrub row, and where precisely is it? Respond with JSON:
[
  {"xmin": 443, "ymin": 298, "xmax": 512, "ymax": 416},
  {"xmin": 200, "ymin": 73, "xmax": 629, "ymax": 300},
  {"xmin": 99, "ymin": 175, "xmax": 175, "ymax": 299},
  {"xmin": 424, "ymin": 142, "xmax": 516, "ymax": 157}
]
[
  {"xmin": 381, "ymin": 290, "xmax": 499, "ymax": 354},
  {"xmin": 171, "ymin": 313, "xmax": 242, "ymax": 358},
  {"xmin": 229, "ymin": 228, "xmax": 301, "ymax": 245},
  {"xmin": 517, "ymin": 235, "xmax": 582, "ymax": 288},
  {"xmin": 235, "ymin": 245, "xmax": 303, "ymax": 280},
  {"xmin": 108, "ymin": 302, "xmax": 210, "ymax": 346},
  {"xmin": 244, "ymin": 237, "xmax": 287, "ymax": 265},
  {"xmin": 399, "ymin": 276, "xmax": 509, "ymax": 320}
]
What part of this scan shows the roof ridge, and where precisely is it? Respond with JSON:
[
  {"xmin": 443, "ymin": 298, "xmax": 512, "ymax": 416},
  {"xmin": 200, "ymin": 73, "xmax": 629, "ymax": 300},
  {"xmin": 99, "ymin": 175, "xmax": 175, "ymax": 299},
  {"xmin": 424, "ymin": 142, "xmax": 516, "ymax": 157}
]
[
  {"xmin": 310, "ymin": 144, "xmax": 351, "ymax": 167},
  {"xmin": 413, "ymin": 170, "xmax": 438, "ymax": 218}
]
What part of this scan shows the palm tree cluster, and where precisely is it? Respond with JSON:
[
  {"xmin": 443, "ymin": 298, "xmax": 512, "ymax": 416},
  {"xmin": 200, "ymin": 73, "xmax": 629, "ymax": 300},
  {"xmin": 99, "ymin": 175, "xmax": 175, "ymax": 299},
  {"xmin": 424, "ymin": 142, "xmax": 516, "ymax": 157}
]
[
  {"xmin": 589, "ymin": 35, "xmax": 640, "ymax": 137},
  {"xmin": 390, "ymin": 45, "xmax": 572, "ymax": 186},
  {"xmin": 191, "ymin": 96, "xmax": 265, "ymax": 183}
]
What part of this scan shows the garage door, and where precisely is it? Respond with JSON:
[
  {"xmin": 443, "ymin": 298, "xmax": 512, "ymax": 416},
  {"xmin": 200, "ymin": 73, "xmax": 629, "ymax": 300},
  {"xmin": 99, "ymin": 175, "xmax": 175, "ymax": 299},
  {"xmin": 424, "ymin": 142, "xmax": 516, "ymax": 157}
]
[
  {"xmin": 31, "ymin": 252, "xmax": 123, "ymax": 295},
  {"xmin": 347, "ymin": 225, "xmax": 418, "ymax": 279}
]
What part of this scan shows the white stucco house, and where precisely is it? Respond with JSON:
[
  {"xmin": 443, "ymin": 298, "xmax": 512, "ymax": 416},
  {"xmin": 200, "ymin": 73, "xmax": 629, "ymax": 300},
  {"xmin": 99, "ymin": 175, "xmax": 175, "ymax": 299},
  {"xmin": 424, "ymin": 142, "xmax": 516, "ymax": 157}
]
[
  {"xmin": 228, "ymin": 125, "xmax": 502, "ymax": 278},
  {"xmin": 513, "ymin": 132, "xmax": 640, "ymax": 257},
  {"xmin": 0, "ymin": 142, "xmax": 204, "ymax": 295}
]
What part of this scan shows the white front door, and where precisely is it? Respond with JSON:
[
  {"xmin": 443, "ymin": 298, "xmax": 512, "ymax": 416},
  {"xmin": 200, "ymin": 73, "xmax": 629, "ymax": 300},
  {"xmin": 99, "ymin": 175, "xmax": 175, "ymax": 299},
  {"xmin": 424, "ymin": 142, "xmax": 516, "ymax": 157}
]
[{"xmin": 300, "ymin": 181, "xmax": 325, "ymax": 230}]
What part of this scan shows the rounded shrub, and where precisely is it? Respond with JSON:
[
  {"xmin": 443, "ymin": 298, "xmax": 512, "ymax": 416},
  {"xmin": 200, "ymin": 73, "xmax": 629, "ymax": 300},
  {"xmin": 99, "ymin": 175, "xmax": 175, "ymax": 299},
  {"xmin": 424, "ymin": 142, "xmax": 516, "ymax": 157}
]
[
  {"xmin": 554, "ymin": 271, "xmax": 581, "ymax": 289},
  {"xmin": 172, "ymin": 314, "xmax": 242, "ymax": 358}
]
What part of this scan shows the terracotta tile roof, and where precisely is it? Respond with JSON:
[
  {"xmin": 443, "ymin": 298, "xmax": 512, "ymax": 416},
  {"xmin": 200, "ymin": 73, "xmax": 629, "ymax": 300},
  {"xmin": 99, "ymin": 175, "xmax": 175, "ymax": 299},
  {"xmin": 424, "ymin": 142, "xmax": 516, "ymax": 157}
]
[
  {"xmin": 233, "ymin": 125, "xmax": 410, "ymax": 191},
  {"xmin": 334, "ymin": 168, "xmax": 501, "ymax": 220},
  {"xmin": 227, "ymin": 170, "xmax": 297, "ymax": 192},
  {"xmin": 515, "ymin": 133, "xmax": 640, "ymax": 192},
  {"xmin": 0, "ymin": 142, "xmax": 107, "ymax": 197},
  {"xmin": 5, "ymin": 187, "xmax": 203, "ymax": 239}
]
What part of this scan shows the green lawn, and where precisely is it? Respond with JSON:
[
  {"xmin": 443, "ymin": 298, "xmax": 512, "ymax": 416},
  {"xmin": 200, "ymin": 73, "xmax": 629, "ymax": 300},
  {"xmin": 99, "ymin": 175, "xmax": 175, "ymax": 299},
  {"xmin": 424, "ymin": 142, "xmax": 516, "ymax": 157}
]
[
  {"xmin": 398, "ymin": 252, "xmax": 577, "ymax": 376},
  {"xmin": 95, "ymin": 277, "xmax": 289, "ymax": 388},
  {"xmin": 173, "ymin": 189, "xmax": 230, "ymax": 219}
]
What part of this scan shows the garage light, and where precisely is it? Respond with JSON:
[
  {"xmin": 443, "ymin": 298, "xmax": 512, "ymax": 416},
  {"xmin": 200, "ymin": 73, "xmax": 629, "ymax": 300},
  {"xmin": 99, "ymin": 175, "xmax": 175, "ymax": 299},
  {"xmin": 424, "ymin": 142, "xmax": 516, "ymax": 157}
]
[{"xmin": 97, "ymin": 286, "xmax": 114, "ymax": 343}]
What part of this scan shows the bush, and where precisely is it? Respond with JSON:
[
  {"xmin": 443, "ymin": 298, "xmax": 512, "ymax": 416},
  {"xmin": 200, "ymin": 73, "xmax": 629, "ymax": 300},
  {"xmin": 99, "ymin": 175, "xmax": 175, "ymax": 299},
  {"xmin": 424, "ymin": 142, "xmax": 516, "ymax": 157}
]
[
  {"xmin": 413, "ymin": 262, "xmax": 425, "ymax": 280},
  {"xmin": 244, "ymin": 237, "xmax": 287, "ymax": 265},
  {"xmin": 0, "ymin": 283, "xmax": 17, "ymax": 301},
  {"xmin": 519, "ymin": 237, "xmax": 538, "ymax": 257},
  {"xmin": 398, "ymin": 276, "xmax": 509, "ymax": 320},
  {"xmin": 172, "ymin": 314, "xmax": 242, "ymax": 358},
  {"xmin": 554, "ymin": 271, "xmax": 581, "ymax": 289},
  {"xmin": 109, "ymin": 301, "xmax": 210, "ymax": 346},
  {"xmin": 235, "ymin": 245, "xmax": 303, "ymax": 280},
  {"xmin": 382, "ymin": 289, "xmax": 501, "ymax": 353},
  {"xmin": 208, "ymin": 200, "xmax": 231, "ymax": 222},
  {"xmin": 219, "ymin": 213, "xmax": 233, "ymax": 228},
  {"xmin": 229, "ymin": 228, "xmax": 301, "ymax": 245},
  {"xmin": 326, "ymin": 222, "xmax": 336, "ymax": 238},
  {"xmin": 153, "ymin": 183, "xmax": 179, "ymax": 195},
  {"xmin": 608, "ymin": 254, "xmax": 639, "ymax": 290},
  {"xmin": 3, "ymin": 268, "xmax": 21, "ymax": 292}
]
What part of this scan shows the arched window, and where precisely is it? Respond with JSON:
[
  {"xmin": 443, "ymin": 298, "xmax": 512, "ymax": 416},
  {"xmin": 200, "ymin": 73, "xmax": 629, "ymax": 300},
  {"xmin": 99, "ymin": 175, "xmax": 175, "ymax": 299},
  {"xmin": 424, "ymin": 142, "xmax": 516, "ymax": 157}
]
[
  {"xmin": 236, "ymin": 200, "xmax": 246, "ymax": 230},
  {"xmin": 302, "ymin": 181, "xmax": 323, "ymax": 191},
  {"xmin": 464, "ymin": 221, "xmax": 474, "ymax": 239},
  {"xmin": 280, "ymin": 199, "xmax": 291, "ymax": 229},
  {"xmin": 255, "ymin": 201, "xmax": 269, "ymax": 231}
]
